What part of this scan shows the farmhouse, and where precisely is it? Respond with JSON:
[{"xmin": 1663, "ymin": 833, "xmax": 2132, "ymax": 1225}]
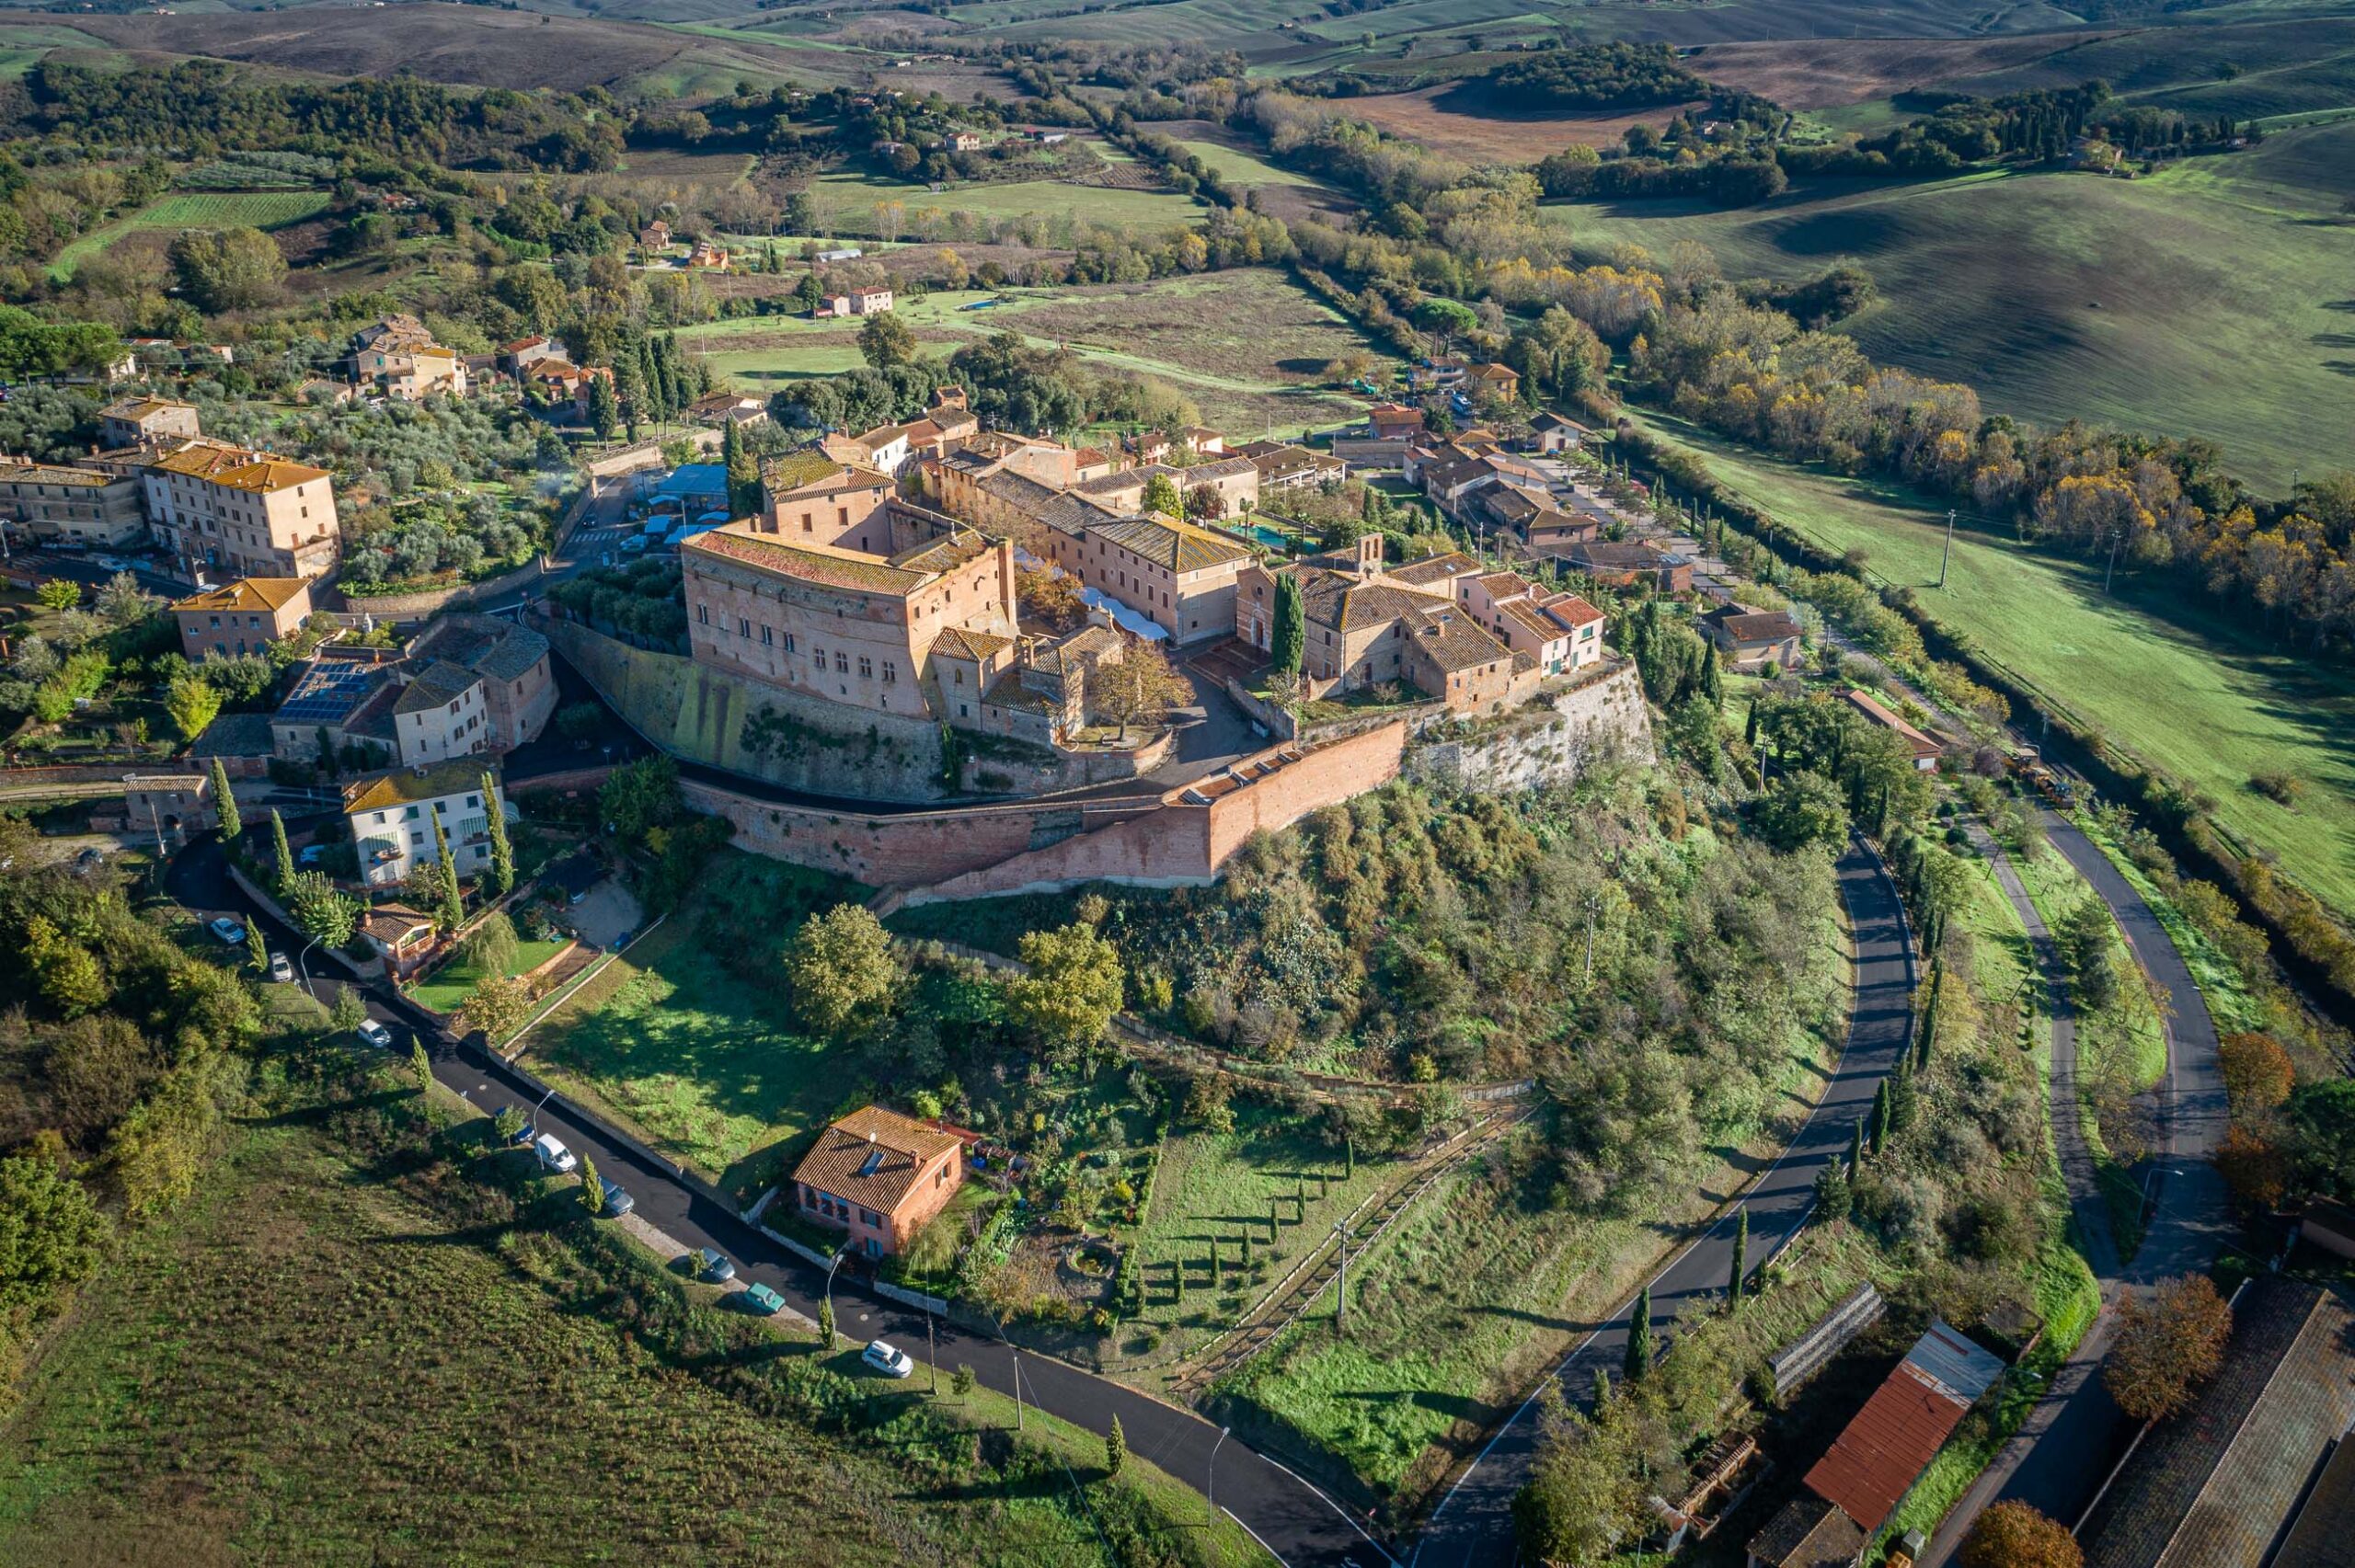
[
  {"xmin": 1700, "ymin": 603, "xmax": 1804, "ymax": 672},
  {"xmin": 171, "ymin": 577, "xmax": 313, "ymax": 660},
  {"xmin": 347, "ymin": 315, "xmax": 468, "ymax": 401},
  {"xmin": 359, "ymin": 902, "xmax": 439, "ymax": 979},
  {"xmin": 98, "ymin": 395, "xmax": 201, "ymax": 449},
  {"xmin": 790, "ymin": 1104, "xmax": 965, "ymax": 1260},
  {"xmin": 819, "ymin": 286, "xmax": 896, "ymax": 318},
  {"xmin": 121, "ymin": 773, "xmax": 213, "ymax": 841},
  {"xmin": 1841, "ymin": 688, "xmax": 1942, "ymax": 771},
  {"xmin": 1524, "ymin": 411, "xmax": 1591, "ymax": 454},
  {"xmin": 1367, "ymin": 403, "xmax": 1424, "ymax": 441}
]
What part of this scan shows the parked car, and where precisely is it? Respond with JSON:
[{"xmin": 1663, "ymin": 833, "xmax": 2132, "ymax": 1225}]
[
  {"xmin": 598, "ymin": 1179, "xmax": 634, "ymax": 1218},
  {"xmin": 268, "ymin": 951, "xmax": 293, "ymax": 982},
  {"xmin": 73, "ymin": 846, "xmax": 105, "ymax": 874},
  {"xmin": 862, "ymin": 1340, "xmax": 913, "ymax": 1379},
  {"xmin": 741, "ymin": 1283, "xmax": 787, "ymax": 1315},
  {"xmin": 696, "ymin": 1247, "xmax": 735, "ymax": 1284},
  {"xmin": 532, "ymin": 1132, "xmax": 577, "ymax": 1174},
  {"xmin": 618, "ymin": 535, "xmax": 650, "ymax": 555},
  {"xmin": 355, "ymin": 1019, "xmax": 394, "ymax": 1050},
  {"xmin": 298, "ymin": 843, "xmax": 331, "ymax": 865},
  {"xmin": 206, "ymin": 916, "xmax": 246, "ymax": 945}
]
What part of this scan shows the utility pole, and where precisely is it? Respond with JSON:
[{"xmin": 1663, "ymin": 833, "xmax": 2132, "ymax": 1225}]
[
  {"xmin": 1936, "ymin": 509, "xmax": 1956, "ymax": 589},
  {"xmin": 2104, "ymin": 526, "xmax": 2123, "ymax": 595},
  {"xmin": 927, "ymin": 1309, "xmax": 937, "ymax": 1395}
]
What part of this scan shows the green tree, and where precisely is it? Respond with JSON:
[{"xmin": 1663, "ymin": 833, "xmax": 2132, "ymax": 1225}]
[
  {"xmin": 1814, "ymin": 1156, "xmax": 1852, "ymax": 1221},
  {"xmin": 269, "ymin": 808, "xmax": 293, "ymax": 897},
  {"xmin": 1755, "ymin": 770, "xmax": 1848, "ymax": 853},
  {"xmin": 164, "ymin": 677, "xmax": 222, "ymax": 742},
  {"xmin": 494, "ymin": 1104, "xmax": 528, "ymax": 1142},
  {"xmin": 24, "ymin": 915, "xmax": 105, "ymax": 1017},
  {"xmin": 481, "ymin": 773, "xmax": 513, "ymax": 898},
  {"xmin": 33, "ymin": 578, "xmax": 78, "ymax": 611},
  {"xmin": 209, "ymin": 758, "xmax": 240, "ymax": 841},
  {"xmin": 578, "ymin": 1151, "xmax": 603, "ymax": 1214},
  {"xmin": 328, "ymin": 985, "xmax": 368, "ymax": 1035},
  {"xmin": 1624, "ymin": 1284, "xmax": 1653, "ymax": 1381},
  {"xmin": 2105, "ymin": 1274, "xmax": 2232, "ymax": 1422},
  {"xmin": 599, "ymin": 755, "xmax": 683, "ymax": 841},
  {"xmin": 1005, "ymin": 921, "xmax": 1124, "ymax": 1056},
  {"xmin": 586, "ymin": 372, "xmax": 620, "ymax": 440},
  {"xmin": 0, "ymin": 1156, "xmax": 111, "ymax": 1315},
  {"xmin": 411, "ymin": 1039, "xmax": 433, "ymax": 1091},
  {"xmin": 2288, "ymin": 1080, "xmax": 2355, "ymax": 1199},
  {"xmin": 430, "ymin": 812, "xmax": 463, "ymax": 930},
  {"xmin": 1729, "ymin": 1207, "xmax": 1748, "ymax": 1306},
  {"xmin": 722, "ymin": 419, "xmax": 762, "ymax": 518},
  {"xmin": 1271, "ymin": 572, "xmax": 1305, "ymax": 675},
  {"xmin": 796, "ymin": 269, "xmax": 825, "ymax": 314},
  {"xmin": 168, "ymin": 226, "xmax": 288, "ymax": 312},
  {"xmin": 785, "ymin": 904, "xmax": 902, "ymax": 1037},
  {"xmin": 286, "ymin": 869, "xmax": 359, "ymax": 951},
  {"xmin": 455, "ymin": 973, "xmax": 534, "ymax": 1047},
  {"xmin": 951, "ymin": 1363, "xmax": 975, "ymax": 1402},
  {"xmin": 247, "ymin": 921, "xmax": 270, "ymax": 977},
  {"xmin": 817, "ymin": 1298, "xmax": 836, "ymax": 1349},
  {"xmin": 1141, "ymin": 471, "xmax": 1182, "ymax": 517},
  {"xmin": 1105, "ymin": 1414, "xmax": 1126, "ymax": 1478},
  {"xmin": 856, "ymin": 309, "xmax": 917, "ymax": 369}
]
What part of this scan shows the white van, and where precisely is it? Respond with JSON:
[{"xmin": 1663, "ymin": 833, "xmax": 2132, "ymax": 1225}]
[{"xmin": 532, "ymin": 1132, "xmax": 578, "ymax": 1173}]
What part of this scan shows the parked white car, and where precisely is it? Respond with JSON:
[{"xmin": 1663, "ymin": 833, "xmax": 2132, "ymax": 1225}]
[
  {"xmin": 861, "ymin": 1340, "xmax": 913, "ymax": 1379},
  {"xmin": 207, "ymin": 916, "xmax": 247, "ymax": 945},
  {"xmin": 355, "ymin": 1019, "xmax": 394, "ymax": 1050},
  {"xmin": 268, "ymin": 951, "xmax": 293, "ymax": 982},
  {"xmin": 532, "ymin": 1132, "xmax": 577, "ymax": 1173}
]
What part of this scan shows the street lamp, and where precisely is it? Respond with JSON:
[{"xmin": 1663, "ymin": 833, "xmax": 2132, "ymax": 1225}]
[
  {"xmin": 297, "ymin": 933, "xmax": 323, "ymax": 1001},
  {"xmin": 1208, "ymin": 1425, "xmax": 1231, "ymax": 1524},
  {"xmin": 822, "ymin": 1246, "xmax": 846, "ymax": 1349},
  {"xmin": 528, "ymin": 1084, "xmax": 556, "ymax": 1131}
]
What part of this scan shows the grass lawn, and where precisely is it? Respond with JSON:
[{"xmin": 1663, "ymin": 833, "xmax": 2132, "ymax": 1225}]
[
  {"xmin": 1626, "ymin": 407, "xmax": 2355, "ymax": 919},
  {"xmin": 514, "ymin": 851, "xmax": 869, "ymax": 1196},
  {"xmin": 1557, "ymin": 122, "xmax": 2355, "ymax": 488},
  {"xmin": 678, "ymin": 269, "xmax": 1390, "ymax": 435},
  {"xmin": 49, "ymin": 189, "xmax": 331, "ymax": 280},
  {"xmin": 0, "ymin": 1072, "xmax": 1271, "ymax": 1565},
  {"xmin": 406, "ymin": 936, "xmax": 568, "ymax": 1015}
]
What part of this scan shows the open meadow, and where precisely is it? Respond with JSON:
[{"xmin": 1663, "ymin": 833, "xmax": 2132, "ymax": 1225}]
[
  {"xmin": 675, "ymin": 269, "xmax": 1390, "ymax": 435},
  {"xmin": 1557, "ymin": 122, "xmax": 2355, "ymax": 489},
  {"xmin": 802, "ymin": 169, "xmax": 1202, "ymax": 240},
  {"xmin": 48, "ymin": 189, "xmax": 330, "ymax": 281},
  {"xmin": 1628, "ymin": 408, "xmax": 2355, "ymax": 915}
]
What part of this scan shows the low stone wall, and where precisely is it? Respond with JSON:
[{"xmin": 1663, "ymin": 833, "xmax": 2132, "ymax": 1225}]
[
  {"xmin": 339, "ymin": 555, "xmax": 546, "ymax": 621},
  {"xmin": 1405, "ymin": 659, "xmax": 1653, "ymax": 793}
]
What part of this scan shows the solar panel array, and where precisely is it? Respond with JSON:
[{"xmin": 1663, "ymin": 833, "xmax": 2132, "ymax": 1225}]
[{"xmin": 275, "ymin": 662, "xmax": 381, "ymax": 724}]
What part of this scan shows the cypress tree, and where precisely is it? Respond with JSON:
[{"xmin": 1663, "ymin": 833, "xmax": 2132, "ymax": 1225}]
[
  {"xmin": 1271, "ymin": 573, "xmax": 1305, "ymax": 675},
  {"xmin": 1848, "ymin": 1116, "xmax": 1866, "ymax": 1177},
  {"xmin": 1624, "ymin": 1285, "xmax": 1654, "ymax": 1382},
  {"xmin": 209, "ymin": 757, "xmax": 240, "ymax": 841},
  {"xmin": 1744, "ymin": 702, "xmax": 1760, "ymax": 750},
  {"xmin": 1701, "ymin": 648, "xmax": 1723, "ymax": 710},
  {"xmin": 270, "ymin": 808, "xmax": 293, "ymax": 897},
  {"xmin": 431, "ymin": 811, "xmax": 463, "ymax": 931},
  {"xmin": 1870, "ymin": 1080, "xmax": 1890, "ymax": 1155},
  {"xmin": 1918, "ymin": 961, "xmax": 1941, "ymax": 1068},
  {"xmin": 1814, "ymin": 1157, "xmax": 1852, "ymax": 1222},
  {"xmin": 482, "ymin": 773, "xmax": 513, "ymax": 899},
  {"xmin": 1729, "ymin": 1207, "xmax": 1749, "ymax": 1306},
  {"xmin": 579, "ymin": 1152, "xmax": 604, "ymax": 1214},
  {"xmin": 1106, "ymin": 1415, "xmax": 1126, "ymax": 1478}
]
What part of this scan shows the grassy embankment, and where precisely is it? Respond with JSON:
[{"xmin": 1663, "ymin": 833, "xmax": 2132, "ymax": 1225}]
[
  {"xmin": 1623, "ymin": 408, "xmax": 2355, "ymax": 921},
  {"xmin": 0, "ymin": 1067, "xmax": 1271, "ymax": 1567},
  {"xmin": 1557, "ymin": 119, "xmax": 2355, "ymax": 489}
]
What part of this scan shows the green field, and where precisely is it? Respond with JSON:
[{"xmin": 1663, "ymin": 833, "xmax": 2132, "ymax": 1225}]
[
  {"xmin": 1628, "ymin": 408, "xmax": 2355, "ymax": 915},
  {"xmin": 805, "ymin": 169, "xmax": 1203, "ymax": 238},
  {"xmin": 515, "ymin": 853, "xmax": 867, "ymax": 1195},
  {"xmin": 677, "ymin": 269, "xmax": 1390, "ymax": 434},
  {"xmin": 49, "ymin": 189, "xmax": 332, "ymax": 280},
  {"xmin": 1557, "ymin": 122, "xmax": 2355, "ymax": 489}
]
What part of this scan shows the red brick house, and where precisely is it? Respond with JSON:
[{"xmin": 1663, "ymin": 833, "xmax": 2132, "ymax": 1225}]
[{"xmin": 791, "ymin": 1105, "xmax": 965, "ymax": 1258}]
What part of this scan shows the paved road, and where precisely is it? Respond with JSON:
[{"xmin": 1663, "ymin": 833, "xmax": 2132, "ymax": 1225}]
[
  {"xmin": 1413, "ymin": 835, "xmax": 1915, "ymax": 1566},
  {"xmin": 1916, "ymin": 807, "xmax": 2230, "ymax": 1562},
  {"xmin": 166, "ymin": 833, "xmax": 1391, "ymax": 1568}
]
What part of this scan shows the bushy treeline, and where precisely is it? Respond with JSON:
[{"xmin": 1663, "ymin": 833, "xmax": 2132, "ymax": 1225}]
[{"xmin": 1482, "ymin": 43, "xmax": 1709, "ymax": 111}]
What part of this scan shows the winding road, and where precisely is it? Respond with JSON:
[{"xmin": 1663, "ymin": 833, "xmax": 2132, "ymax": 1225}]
[
  {"xmin": 1915, "ymin": 806, "xmax": 2230, "ymax": 1563},
  {"xmin": 1413, "ymin": 834, "xmax": 1916, "ymax": 1566}
]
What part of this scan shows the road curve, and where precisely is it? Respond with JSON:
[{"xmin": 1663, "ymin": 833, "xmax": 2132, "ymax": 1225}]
[
  {"xmin": 167, "ymin": 833, "xmax": 1391, "ymax": 1568},
  {"xmin": 1413, "ymin": 835, "xmax": 1915, "ymax": 1566}
]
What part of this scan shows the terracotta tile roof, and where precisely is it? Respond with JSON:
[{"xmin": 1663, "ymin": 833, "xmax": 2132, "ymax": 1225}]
[
  {"xmin": 790, "ymin": 1106, "xmax": 962, "ymax": 1216},
  {"xmin": 1705, "ymin": 605, "xmax": 1802, "ymax": 643},
  {"xmin": 0, "ymin": 459, "xmax": 119, "ymax": 488},
  {"xmin": 1467, "ymin": 361, "xmax": 1519, "ymax": 383},
  {"xmin": 1500, "ymin": 599, "xmax": 1569, "ymax": 642},
  {"xmin": 150, "ymin": 440, "xmax": 329, "ymax": 494},
  {"xmin": 983, "ymin": 669, "xmax": 1058, "ymax": 712},
  {"xmin": 99, "ymin": 395, "xmax": 191, "ymax": 422},
  {"xmin": 1088, "ymin": 512, "xmax": 1252, "ymax": 574},
  {"xmin": 342, "ymin": 761, "xmax": 497, "ymax": 816},
  {"xmin": 1404, "ymin": 604, "xmax": 1512, "ymax": 673},
  {"xmin": 1182, "ymin": 455, "xmax": 1257, "ymax": 484},
  {"xmin": 929, "ymin": 625, "xmax": 1012, "ymax": 661},
  {"xmin": 2272, "ymin": 1430, "xmax": 2355, "ymax": 1568},
  {"xmin": 360, "ymin": 902, "xmax": 437, "ymax": 944},
  {"xmin": 2083, "ymin": 1280, "xmax": 2355, "ymax": 1568},
  {"xmin": 172, "ymin": 577, "xmax": 309, "ymax": 614},
  {"xmin": 1538, "ymin": 591, "xmax": 1603, "ymax": 627},
  {"xmin": 1386, "ymin": 551, "xmax": 1479, "ymax": 589},
  {"xmin": 686, "ymin": 528, "xmax": 927, "ymax": 598},
  {"xmin": 889, "ymin": 532, "xmax": 992, "ymax": 574},
  {"xmin": 1805, "ymin": 1322, "xmax": 2001, "ymax": 1534}
]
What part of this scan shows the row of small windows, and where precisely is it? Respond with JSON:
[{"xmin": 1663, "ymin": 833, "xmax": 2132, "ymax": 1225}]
[{"xmin": 696, "ymin": 604, "xmax": 893, "ymax": 681}]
